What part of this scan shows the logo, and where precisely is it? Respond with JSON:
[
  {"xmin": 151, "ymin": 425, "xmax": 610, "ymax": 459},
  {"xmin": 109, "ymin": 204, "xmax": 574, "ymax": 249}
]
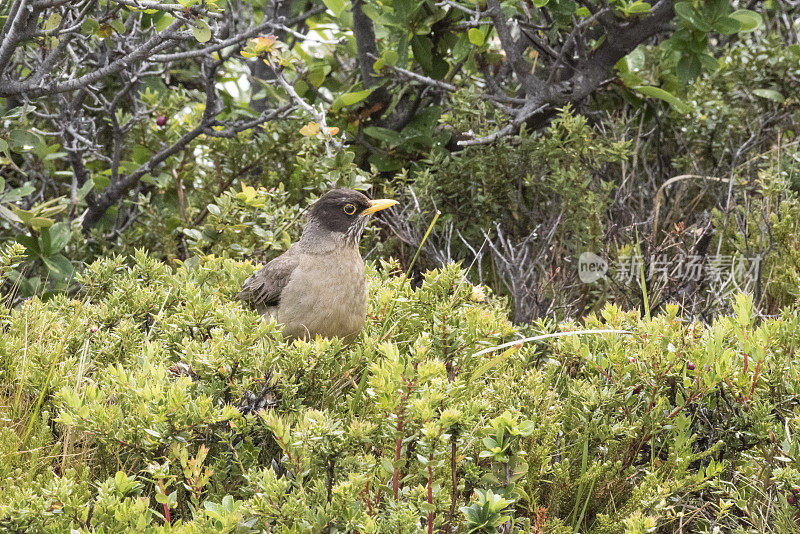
[{"xmin": 578, "ymin": 252, "xmax": 607, "ymax": 283}]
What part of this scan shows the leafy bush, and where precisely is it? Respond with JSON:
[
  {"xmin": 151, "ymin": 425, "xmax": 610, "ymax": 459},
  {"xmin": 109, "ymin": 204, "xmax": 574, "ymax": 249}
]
[
  {"xmin": 391, "ymin": 106, "xmax": 629, "ymax": 321},
  {"xmin": 2, "ymin": 252, "xmax": 800, "ymax": 532}
]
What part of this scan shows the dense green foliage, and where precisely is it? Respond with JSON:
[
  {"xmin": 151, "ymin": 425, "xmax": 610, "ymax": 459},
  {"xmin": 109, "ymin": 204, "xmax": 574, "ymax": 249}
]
[{"xmin": 3, "ymin": 250, "xmax": 800, "ymax": 532}]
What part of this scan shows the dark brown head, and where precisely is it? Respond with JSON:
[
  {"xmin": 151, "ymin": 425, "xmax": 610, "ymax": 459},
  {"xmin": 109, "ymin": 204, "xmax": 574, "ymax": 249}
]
[{"xmin": 303, "ymin": 189, "xmax": 397, "ymax": 245}]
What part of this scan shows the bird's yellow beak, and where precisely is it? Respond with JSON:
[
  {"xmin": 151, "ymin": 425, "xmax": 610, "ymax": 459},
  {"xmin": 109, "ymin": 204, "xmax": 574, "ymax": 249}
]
[{"xmin": 361, "ymin": 198, "xmax": 398, "ymax": 215}]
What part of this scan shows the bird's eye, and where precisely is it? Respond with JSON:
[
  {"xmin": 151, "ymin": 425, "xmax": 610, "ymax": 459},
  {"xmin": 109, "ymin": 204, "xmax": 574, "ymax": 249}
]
[{"xmin": 343, "ymin": 203, "xmax": 357, "ymax": 215}]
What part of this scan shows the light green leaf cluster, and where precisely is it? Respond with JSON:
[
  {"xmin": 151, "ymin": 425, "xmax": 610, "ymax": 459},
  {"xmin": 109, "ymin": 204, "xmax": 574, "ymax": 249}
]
[{"xmin": 2, "ymin": 254, "xmax": 800, "ymax": 531}]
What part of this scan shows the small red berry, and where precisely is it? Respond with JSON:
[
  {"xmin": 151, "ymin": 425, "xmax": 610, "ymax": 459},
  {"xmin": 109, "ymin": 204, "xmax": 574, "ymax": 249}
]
[
  {"xmin": 788, "ymin": 495, "xmax": 796, "ymax": 506},
  {"xmin": 628, "ymin": 357, "xmax": 636, "ymax": 364},
  {"xmin": 90, "ymin": 326, "xmax": 98, "ymax": 334},
  {"xmin": 687, "ymin": 361, "xmax": 695, "ymax": 371},
  {"xmin": 156, "ymin": 115, "xmax": 167, "ymax": 127},
  {"xmin": 633, "ymin": 385, "xmax": 642, "ymax": 394},
  {"xmin": 793, "ymin": 487, "xmax": 800, "ymax": 495}
]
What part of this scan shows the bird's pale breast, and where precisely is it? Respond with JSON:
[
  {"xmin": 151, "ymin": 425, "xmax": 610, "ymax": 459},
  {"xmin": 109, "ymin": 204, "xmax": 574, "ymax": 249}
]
[{"xmin": 277, "ymin": 246, "xmax": 367, "ymax": 340}]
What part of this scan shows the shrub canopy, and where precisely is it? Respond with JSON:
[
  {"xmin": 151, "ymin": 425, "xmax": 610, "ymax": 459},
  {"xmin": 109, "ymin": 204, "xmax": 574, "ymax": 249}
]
[{"xmin": 2, "ymin": 249, "xmax": 800, "ymax": 532}]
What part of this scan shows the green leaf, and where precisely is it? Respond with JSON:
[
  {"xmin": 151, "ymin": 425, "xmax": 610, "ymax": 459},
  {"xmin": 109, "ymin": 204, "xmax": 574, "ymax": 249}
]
[
  {"xmin": 676, "ymin": 54, "xmax": 701, "ymax": 84},
  {"xmin": 110, "ymin": 19, "xmax": 125, "ymax": 34},
  {"xmin": 674, "ymin": 2, "xmax": 710, "ymax": 31},
  {"xmin": 81, "ymin": 17, "xmax": 99, "ymax": 34},
  {"xmin": 411, "ymin": 35, "xmax": 434, "ymax": 73},
  {"xmin": 321, "ymin": 0, "xmax": 346, "ymax": 17},
  {"xmin": 0, "ymin": 204, "xmax": 21, "ymax": 223},
  {"xmin": 17, "ymin": 234, "xmax": 39, "ymax": 256},
  {"xmin": 411, "ymin": 35, "xmax": 449, "ymax": 78},
  {"xmin": 9, "ymin": 129, "xmax": 41, "ymax": 151},
  {"xmin": 42, "ymin": 253, "xmax": 73, "ymax": 280},
  {"xmin": 183, "ymin": 228, "xmax": 202, "ymax": 241},
  {"xmin": 625, "ymin": 46, "xmax": 645, "ymax": 72},
  {"xmin": 29, "ymin": 217, "xmax": 54, "ymax": 229},
  {"xmin": 48, "ymin": 222, "xmax": 71, "ymax": 254},
  {"xmin": 364, "ymin": 126, "xmax": 405, "ymax": 147},
  {"xmin": 192, "ymin": 19, "xmax": 211, "ymax": 43},
  {"xmin": 360, "ymin": 3, "xmax": 383, "ymax": 23},
  {"xmin": 697, "ymin": 52, "xmax": 718, "ymax": 71},
  {"xmin": 625, "ymin": 1, "xmax": 651, "ymax": 14},
  {"xmin": 394, "ymin": 0, "xmax": 420, "ymax": 20},
  {"xmin": 308, "ymin": 65, "xmax": 329, "ymax": 88},
  {"xmin": 4, "ymin": 184, "xmax": 34, "ymax": 202},
  {"xmin": 77, "ymin": 180, "xmax": 94, "ymax": 200},
  {"xmin": 39, "ymin": 226, "xmax": 51, "ymax": 256},
  {"xmin": 729, "ymin": 9, "xmax": 761, "ymax": 32},
  {"xmin": 384, "ymin": 49, "xmax": 398, "ymax": 66},
  {"xmin": 713, "ymin": 15, "xmax": 740, "ymax": 35},
  {"xmin": 533, "ymin": 0, "xmax": 549, "ymax": 6},
  {"xmin": 634, "ymin": 85, "xmax": 687, "ymax": 112},
  {"xmin": 132, "ymin": 144, "xmax": 152, "ymax": 165},
  {"xmin": 369, "ymin": 152, "xmax": 404, "ymax": 172},
  {"xmin": 752, "ymin": 88, "xmax": 784, "ymax": 102},
  {"xmin": 10, "ymin": 208, "xmax": 31, "ymax": 227},
  {"xmin": 419, "ymin": 501, "xmax": 436, "ymax": 514},
  {"xmin": 155, "ymin": 13, "xmax": 175, "ymax": 32},
  {"xmin": 93, "ymin": 175, "xmax": 110, "ymax": 190},
  {"xmin": 16, "ymin": 274, "xmax": 40, "ymax": 296},
  {"xmin": 468, "ymin": 28, "xmax": 485, "ymax": 46},
  {"xmin": 517, "ymin": 420, "xmax": 535, "ymax": 435},
  {"xmin": 294, "ymin": 79, "xmax": 309, "ymax": 97},
  {"xmin": 550, "ymin": 0, "xmax": 575, "ymax": 14},
  {"xmin": 0, "ymin": 138, "xmax": 9, "ymax": 157},
  {"xmin": 380, "ymin": 457, "xmax": 394, "ymax": 474},
  {"xmin": 44, "ymin": 13, "xmax": 62, "ymax": 32},
  {"xmin": 332, "ymin": 88, "xmax": 373, "ymax": 110}
]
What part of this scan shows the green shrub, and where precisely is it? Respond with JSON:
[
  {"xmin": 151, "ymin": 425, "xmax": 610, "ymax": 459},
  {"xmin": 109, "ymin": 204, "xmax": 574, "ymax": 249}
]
[{"xmin": 2, "ymin": 253, "xmax": 800, "ymax": 532}]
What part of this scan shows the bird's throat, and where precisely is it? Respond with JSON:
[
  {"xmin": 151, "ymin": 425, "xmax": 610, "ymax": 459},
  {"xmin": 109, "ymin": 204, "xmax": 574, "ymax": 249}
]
[{"xmin": 299, "ymin": 219, "xmax": 365, "ymax": 254}]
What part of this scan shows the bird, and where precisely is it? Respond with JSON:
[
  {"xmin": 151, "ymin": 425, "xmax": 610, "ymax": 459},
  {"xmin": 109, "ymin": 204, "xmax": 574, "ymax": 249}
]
[{"xmin": 238, "ymin": 188, "xmax": 398, "ymax": 341}]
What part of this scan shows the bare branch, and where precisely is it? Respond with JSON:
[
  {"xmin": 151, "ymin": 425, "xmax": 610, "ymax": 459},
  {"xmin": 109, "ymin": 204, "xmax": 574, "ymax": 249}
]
[
  {"xmin": 203, "ymin": 104, "xmax": 293, "ymax": 138},
  {"xmin": 0, "ymin": 0, "xmax": 30, "ymax": 77},
  {"xmin": 269, "ymin": 64, "xmax": 342, "ymax": 157},
  {"xmin": 368, "ymin": 53, "xmax": 457, "ymax": 92},
  {"xmin": 569, "ymin": 0, "xmax": 675, "ymax": 100},
  {"xmin": 458, "ymin": 103, "xmax": 548, "ymax": 146},
  {"xmin": 485, "ymin": 0, "xmax": 547, "ymax": 98},
  {"xmin": 352, "ymin": 0, "xmax": 381, "ymax": 89},
  {"xmin": 109, "ymin": 0, "xmax": 223, "ymax": 18},
  {"xmin": 0, "ymin": 16, "xmax": 185, "ymax": 97},
  {"xmin": 151, "ymin": 5, "xmax": 326, "ymax": 62}
]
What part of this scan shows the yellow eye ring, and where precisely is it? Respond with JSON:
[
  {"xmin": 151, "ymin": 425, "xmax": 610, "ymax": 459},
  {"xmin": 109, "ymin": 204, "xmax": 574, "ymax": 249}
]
[{"xmin": 343, "ymin": 203, "xmax": 357, "ymax": 215}]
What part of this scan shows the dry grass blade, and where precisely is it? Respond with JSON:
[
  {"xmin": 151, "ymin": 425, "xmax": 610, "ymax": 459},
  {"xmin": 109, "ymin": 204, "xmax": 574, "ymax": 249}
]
[{"xmin": 472, "ymin": 328, "xmax": 633, "ymax": 358}]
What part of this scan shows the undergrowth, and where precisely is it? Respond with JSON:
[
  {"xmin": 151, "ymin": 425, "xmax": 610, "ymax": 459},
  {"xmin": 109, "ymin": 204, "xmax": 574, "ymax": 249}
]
[{"xmin": 1, "ymin": 248, "xmax": 800, "ymax": 533}]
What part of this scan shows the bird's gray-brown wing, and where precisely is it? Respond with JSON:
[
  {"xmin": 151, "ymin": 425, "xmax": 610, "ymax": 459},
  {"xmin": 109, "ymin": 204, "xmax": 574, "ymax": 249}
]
[{"xmin": 238, "ymin": 248, "xmax": 301, "ymax": 311}]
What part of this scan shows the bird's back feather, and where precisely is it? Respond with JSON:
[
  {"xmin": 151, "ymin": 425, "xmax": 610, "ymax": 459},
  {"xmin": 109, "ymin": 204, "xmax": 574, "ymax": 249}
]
[{"xmin": 238, "ymin": 246, "xmax": 301, "ymax": 311}]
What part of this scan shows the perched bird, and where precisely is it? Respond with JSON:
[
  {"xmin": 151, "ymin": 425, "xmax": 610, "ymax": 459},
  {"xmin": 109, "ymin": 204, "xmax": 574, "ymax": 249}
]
[{"xmin": 238, "ymin": 189, "xmax": 397, "ymax": 341}]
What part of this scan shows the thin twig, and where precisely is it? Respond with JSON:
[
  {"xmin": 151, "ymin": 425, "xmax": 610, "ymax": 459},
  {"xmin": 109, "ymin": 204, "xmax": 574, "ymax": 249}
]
[
  {"xmin": 473, "ymin": 329, "xmax": 633, "ymax": 358},
  {"xmin": 458, "ymin": 103, "xmax": 548, "ymax": 146},
  {"xmin": 368, "ymin": 53, "xmax": 457, "ymax": 92}
]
